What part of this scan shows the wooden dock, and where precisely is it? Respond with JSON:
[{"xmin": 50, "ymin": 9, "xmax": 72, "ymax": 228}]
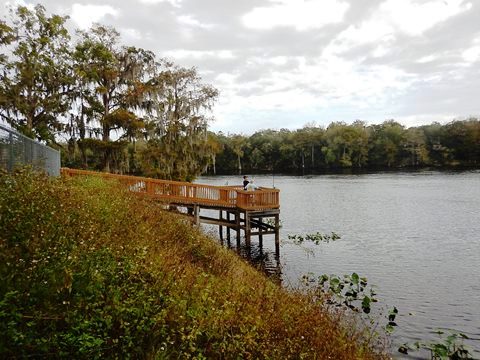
[{"xmin": 61, "ymin": 168, "xmax": 280, "ymax": 251}]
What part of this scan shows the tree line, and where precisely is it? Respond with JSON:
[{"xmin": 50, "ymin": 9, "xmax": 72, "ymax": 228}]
[
  {"xmin": 210, "ymin": 119, "xmax": 480, "ymax": 175},
  {"xmin": 0, "ymin": 4, "xmax": 217, "ymax": 181},
  {"xmin": 1, "ymin": 5, "xmax": 478, "ymax": 181}
]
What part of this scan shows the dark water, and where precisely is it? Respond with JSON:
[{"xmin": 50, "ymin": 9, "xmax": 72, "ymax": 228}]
[{"xmin": 198, "ymin": 171, "xmax": 480, "ymax": 358}]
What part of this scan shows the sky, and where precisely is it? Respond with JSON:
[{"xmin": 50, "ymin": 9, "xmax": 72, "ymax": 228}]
[{"xmin": 2, "ymin": 0, "xmax": 480, "ymax": 134}]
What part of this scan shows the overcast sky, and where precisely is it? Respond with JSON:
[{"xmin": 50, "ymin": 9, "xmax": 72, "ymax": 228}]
[{"xmin": 3, "ymin": 0, "xmax": 480, "ymax": 134}]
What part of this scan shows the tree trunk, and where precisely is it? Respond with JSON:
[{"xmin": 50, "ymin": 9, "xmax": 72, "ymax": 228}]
[
  {"xmin": 237, "ymin": 154, "xmax": 242, "ymax": 175},
  {"xmin": 102, "ymin": 121, "xmax": 111, "ymax": 172},
  {"xmin": 301, "ymin": 152, "xmax": 305, "ymax": 176},
  {"xmin": 311, "ymin": 145, "xmax": 314, "ymax": 169}
]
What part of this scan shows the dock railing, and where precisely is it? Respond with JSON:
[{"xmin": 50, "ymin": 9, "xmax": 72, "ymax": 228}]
[
  {"xmin": 236, "ymin": 188, "xmax": 280, "ymax": 211},
  {"xmin": 61, "ymin": 168, "xmax": 279, "ymax": 211}
]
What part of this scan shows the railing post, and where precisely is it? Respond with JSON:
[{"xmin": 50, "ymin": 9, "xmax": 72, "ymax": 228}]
[{"xmin": 220, "ymin": 189, "xmax": 228, "ymax": 204}]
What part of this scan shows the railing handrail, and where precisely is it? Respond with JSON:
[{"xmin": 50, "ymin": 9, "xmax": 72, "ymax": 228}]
[
  {"xmin": 61, "ymin": 168, "xmax": 229, "ymax": 190},
  {"xmin": 61, "ymin": 168, "xmax": 280, "ymax": 211},
  {"xmin": 236, "ymin": 187, "xmax": 280, "ymax": 194}
]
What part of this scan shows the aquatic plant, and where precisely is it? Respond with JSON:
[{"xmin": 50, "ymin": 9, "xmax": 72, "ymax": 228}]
[
  {"xmin": 287, "ymin": 231, "xmax": 341, "ymax": 245},
  {"xmin": 398, "ymin": 330, "xmax": 474, "ymax": 359}
]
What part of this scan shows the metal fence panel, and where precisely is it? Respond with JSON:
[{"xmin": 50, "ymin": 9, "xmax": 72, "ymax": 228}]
[{"xmin": 0, "ymin": 124, "xmax": 60, "ymax": 176}]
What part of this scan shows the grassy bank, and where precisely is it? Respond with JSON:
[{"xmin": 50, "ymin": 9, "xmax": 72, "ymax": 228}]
[{"xmin": 0, "ymin": 169, "xmax": 388, "ymax": 359}]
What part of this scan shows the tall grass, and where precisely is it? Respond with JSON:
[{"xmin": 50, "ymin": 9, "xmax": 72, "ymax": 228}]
[{"xmin": 0, "ymin": 169, "xmax": 388, "ymax": 359}]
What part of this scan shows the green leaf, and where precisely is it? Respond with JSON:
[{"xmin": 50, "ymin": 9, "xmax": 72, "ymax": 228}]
[
  {"xmin": 330, "ymin": 277, "xmax": 340, "ymax": 286},
  {"xmin": 431, "ymin": 343, "xmax": 448, "ymax": 358},
  {"xmin": 446, "ymin": 334, "xmax": 458, "ymax": 345},
  {"xmin": 351, "ymin": 272, "xmax": 359, "ymax": 285},
  {"xmin": 385, "ymin": 324, "xmax": 395, "ymax": 334},
  {"xmin": 318, "ymin": 274, "xmax": 329, "ymax": 285},
  {"xmin": 361, "ymin": 296, "xmax": 371, "ymax": 314}
]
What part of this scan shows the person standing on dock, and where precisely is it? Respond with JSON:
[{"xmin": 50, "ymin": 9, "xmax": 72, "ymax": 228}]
[
  {"xmin": 243, "ymin": 175, "xmax": 249, "ymax": 190},
  {"xmin": 246, "ymin": 179, "xmax": 259, "ymax": 191}
]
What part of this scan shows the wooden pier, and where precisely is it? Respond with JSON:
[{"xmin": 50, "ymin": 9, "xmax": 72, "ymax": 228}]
[{"xmin": 61, "ymin": 168, "xmax": 280, "ymax": 252}]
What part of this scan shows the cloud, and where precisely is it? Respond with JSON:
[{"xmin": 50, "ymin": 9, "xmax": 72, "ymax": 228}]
[
  {"xmin": 139, "ymin": 0, "xmax": 181, "ymax": 6},
  {"xmin": 163, "ymin": 49, "xmax": 236, "ymax": 60},
  {"xmin": 210, "ymin": 51, "xmax": 418, "ymax": 133},
  {"xmin": 325, "ymin": 0, "xmax": 473, "ymax": 59},
  {"xmin": 71, "ymin": 3, "xmax": 119, "ymax": 29},
  {"xmin": 461, "ymin": 36, "xmax": 480, "ymax": 63},
  {"xmin": 416, "ymin": 55, "xmax": 438, "ymax": 64},
  {"xmin": 242, "ymin": 0, "xmax": 349, "ymax": 31},
  {"xmin": 2, "ymin": 0, "xmax": 479, "ymax": 133},
  {"xmin": 120, "ymin": 27, "xmax": 143, "ymax": 41},
  {"xmin": 177, "ymin": 14, "xmax": 214, "ymax": 29},
  {"xmin": 379, "ymin": 0, "xmax": 472, "ymax": 36},
  {"xmin": 4, "ymin": 0, "xmax": 32, "ymax": 9}
]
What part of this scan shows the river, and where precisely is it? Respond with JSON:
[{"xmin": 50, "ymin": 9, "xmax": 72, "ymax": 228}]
[{"xmin": 198, "ymin": 170, "xmax": 480, "ymax": 358}]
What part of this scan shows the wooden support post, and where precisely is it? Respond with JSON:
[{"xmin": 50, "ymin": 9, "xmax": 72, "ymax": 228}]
[
  {"xmin": 236, "ymin": 210, "xmax": 241, "ymax": 244},
  {"xmin": 245, "ymin": 211, "xmax": 251, "ymax": 246},
  {"xmin": 226, "ymin": 212, "xmax": 231, "ymax": 241},
  {"xmin": 258, "ymin": 217, "xmax": 263, "ymax": 247},
  {"xmin": 219, "ymin": 210, "xmax": 224, "ymax": 241},
  {"xmin": 194, "ymin": 205, "xmax": 200, "ymax": 226},
  {"xmin": 274, "ymin": 214, "xmax": 280, "ymax": 255}
]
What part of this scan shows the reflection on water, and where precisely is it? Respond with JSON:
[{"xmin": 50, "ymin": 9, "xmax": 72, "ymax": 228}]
[{"xmin": 218, "ymin": 234, "xmax": 282, "ymax": 284}]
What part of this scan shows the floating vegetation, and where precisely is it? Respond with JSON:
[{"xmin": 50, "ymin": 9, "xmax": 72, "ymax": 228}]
[
  {"xmin": 398, "ymin": 330, "xmax": 474, "ymax": 359},
  {"xmin": 314, "ymin": 272, "xmax": 377, "ymax": 314},
  {"xmin": 287, "ymin": 231, "xmax": 341, "ymax": 245},
  {"xmin": 301, "ymin": 271, "xmax": 400, "ymax": 343}
]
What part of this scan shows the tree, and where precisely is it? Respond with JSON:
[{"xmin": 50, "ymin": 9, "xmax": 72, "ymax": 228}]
[
  {"xmin": 205, "ymin": 132, "xmax": 223, "ymax": 175},
  {"xmin": 138, "ymin": 62, "xmax": 218, "ymax": 181},
  {"xmin": 421, "ymin": 122, "xmax": 451, "ymax": 166},
  {"xmin": 294, "ymin": 125, "xmax": 324, "ymax": 172},
  {"xmin": 368, "ymin": 120, "xmax": 405, "ymax": 167},
  {"xmin": 403, "ymin": 127, "xmax": 429, "ymax": 166},
  {"xmin": 247, "ymin": 129, "xmax": 284, "ymax": 172},
  {"xmin": 0, "ymin": 5, "xmax": 74, "ymax": 143},
  {"xmin": 349, "ymin": 121, "xmax": 369, "ymax": 168},
  {"xmin": 441, "ymin": 119, "xmax": 480, "ymax": 166},
  {"xmin": 321, "ymin": 122, "xmax": 366, "ymax": 168},
  {"xmin": 230, "ymin": 134, "xmax": 247, "ymax": 175},
  {"xmin": 0, "ymin": 20, "xmax": 14, "ymax": 48},
  {"xmin": 72, "ymin": 24, "xmax": 155, "ymax": 171},
  {"xmin": 292, "ymin": 129, "xmax": 311, "ymax": 174}
]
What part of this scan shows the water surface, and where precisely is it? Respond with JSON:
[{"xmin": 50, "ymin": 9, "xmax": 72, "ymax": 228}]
[{"xmin": 198, "ymin": 171, "xmax": 480, "ymax": 357}]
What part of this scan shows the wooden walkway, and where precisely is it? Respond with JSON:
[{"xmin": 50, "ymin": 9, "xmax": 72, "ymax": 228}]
[{"xmin": 61, "ymin": 168, "xmax": 281, "ymax": 251}]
